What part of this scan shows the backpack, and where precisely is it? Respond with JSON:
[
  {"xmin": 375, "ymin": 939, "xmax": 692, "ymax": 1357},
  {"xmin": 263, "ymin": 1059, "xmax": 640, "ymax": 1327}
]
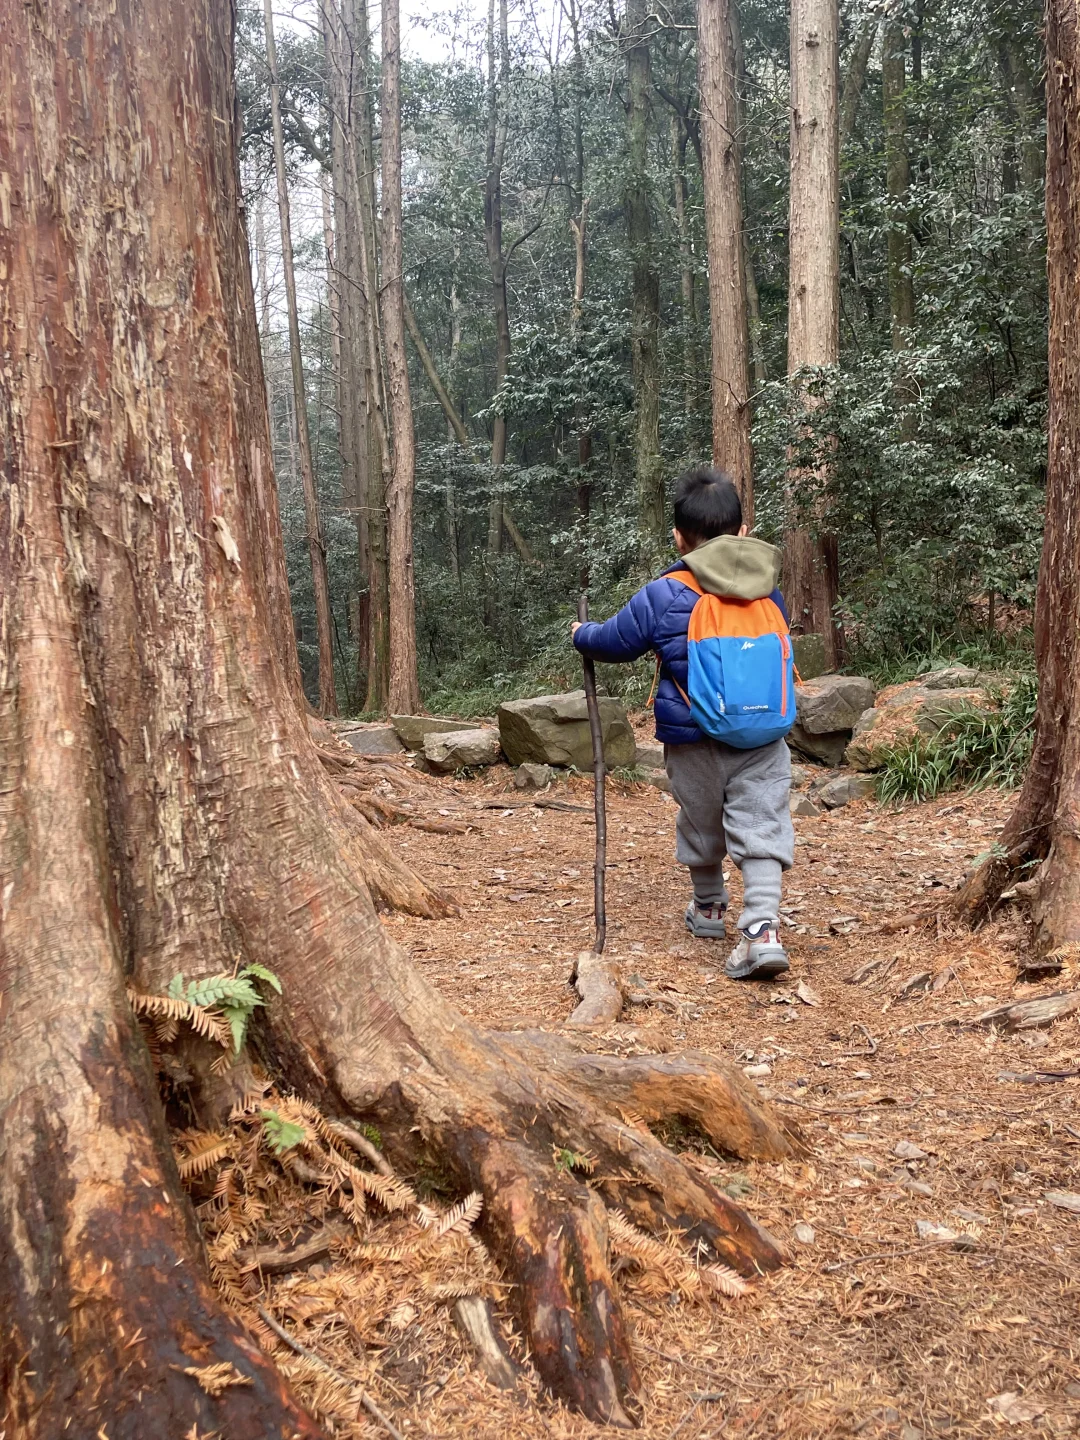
[{"xmin": 665, "ymin": 572, "xmax": 796, "ymax": 749}]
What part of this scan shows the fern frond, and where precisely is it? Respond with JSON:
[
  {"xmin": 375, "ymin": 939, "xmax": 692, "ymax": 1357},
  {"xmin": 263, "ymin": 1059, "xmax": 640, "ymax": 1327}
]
[
  {"xmin": 176, "ymin": 1134, "xmax": 233, "ymax": 1182},
  {"xmin": 125, "ymin": 987, "xmax": 231, "ymax": 1049},
  {"xmin": 700, "ymin": 1263, "xmax": 750, "ymax": 1299},
  {"xmin": 432, "ymin": 1191, "xmax": 483, "ymax": 1241},
  {"xmin": 325, "ymin": 1152, "xmax": 416, "ymax": 1214},
  {"xmin": 607, "ymin": 1210, "xmax": 687, "ymax": 1283}
]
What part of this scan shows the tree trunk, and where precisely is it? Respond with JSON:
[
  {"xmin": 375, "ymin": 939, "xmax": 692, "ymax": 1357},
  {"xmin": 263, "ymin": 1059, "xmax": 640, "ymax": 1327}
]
[
  {"xmin": 323, "ymin": 0, "xmax": 372, "ymax": 704},
  {"xmin": 839, "ymin": 10, "xmax": 880, "ymax": 150},
  {"xmin": 784, "ymin": 0, "xmax": 843, "ymax": 668},
  {"xmin": 264, "ymin": 0, "xmax": 338, "ymax": 716},
  {"xmin": 0, "ymin": 0, "xmax": 797, "ymax": 1430},
  {"xmin": 672, "ymin": 115, "xmax": 704, "ymax": 455},
  {"xmin": 883, "ymin": 18, "xmax": 915, "ymax": 345},
  {"xmin": 625, "ymin": 0, "xmax": 666, "ymax": 551},
  {"xmin": 485, "ymin": 0, "xmax": 512, "ymax": 566},
  {"xmin": 381, "ymin": 0, "xmax": 421, "ymax": 715},
  {"xmin": 697, "ymin": 0, "xmax": 754, "ymax": 524},
  {"xmin": 952, "ymin": 0, "xmax": 1080, "ymax": 958}
]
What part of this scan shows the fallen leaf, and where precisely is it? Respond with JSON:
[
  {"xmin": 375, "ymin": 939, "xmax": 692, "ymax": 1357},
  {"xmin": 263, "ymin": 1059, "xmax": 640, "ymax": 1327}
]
[
  {"xmin": 796, "ymin": 980, "xmax": 822, "ymax": 1007},
  {"xmin": 987, "ymin": 1392, "xmax": 1045, "ymax": 1424},
  {"xmin": 916, "ymin": 1220, "xmax": 958, "ymax": 1242},
  {"xmin": 793, "ymin": 1222, "xmax": 816, "ymax": 1245},
  {"xmin": 894, "ymin": 1140, "xmax": 929, "ymax": 1161},
  {"xmin": 1044, "ymin": 1189, "xmax": 1080, "ymax": 1212},
  {"xmin": 743, "ymin": 1063, "xmax": 772, "ymax": 1079}
]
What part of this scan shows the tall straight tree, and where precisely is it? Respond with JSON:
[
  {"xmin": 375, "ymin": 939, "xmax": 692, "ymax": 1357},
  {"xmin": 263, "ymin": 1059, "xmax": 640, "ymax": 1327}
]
[
  {"xmin": 697, "ymin": 0, "xmax": 754, "ymax": 522},
  {"xmin": 381, "ymin": 0, "xmax": 421, "ymax": 714},
  {"xmin": 625, "ymin": 0, "xmax": 665, "ymax": 550},
  {"xmin": 263, "ymin": 0, "xmax": 338, "ymax": 714},
  {"xmin": 484, "ymin": 0, "xmax": 512, "ymax": 562},
  {"xmin": 883, "ymin": 15, "xmax": 915, "ymax": 343},
  {"xmin": 783, "ymin": 0, "xmax": 842, "ymax": 666},
  {"xmin": 953, "ymin": 0, "xmax": 1080, "ymax": 954}
]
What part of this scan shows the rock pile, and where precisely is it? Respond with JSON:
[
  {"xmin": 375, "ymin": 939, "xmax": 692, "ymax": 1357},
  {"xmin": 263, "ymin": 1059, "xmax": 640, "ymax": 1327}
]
[{"xmin": 790, "ymin": 674, "xmax": 876, "ymax": 766}]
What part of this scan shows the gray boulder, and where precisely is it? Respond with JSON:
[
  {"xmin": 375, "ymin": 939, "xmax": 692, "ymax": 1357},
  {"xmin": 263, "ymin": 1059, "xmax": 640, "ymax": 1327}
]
[
  {"xmin": 791, "ymin": 792, "xmax": 823, "ymax": 817},
  {"xmin": 391, "ymin": 714, "xmax": 476, "ymax": 751},
  {"xmin": 845, "ymin": 682, "xmax": 992, "ymax": 769},
  {"xmin": 788, "ymin": 724, "xmax": 850, "ymax": 767},
  {"xmin": 817, "ymin": 773, "xmax": 876, "ymax": 809},
  {"xmin": 340, "ymin": 724, "xmax": 405, "ymax": 756},
  {"xmin": 634, "ymin": 740, "xmax": 666, "ymax": 772},
  {"xmin": 497, "ymin": 690, "xmax": 636, "ymax": 770},
  {"xmin": 795, "ymin": 674, "xmax": 876, "ymax": 734},
  {"xmin": 423, "ymin": 726, "xmax": 501, "ymax": 773},
  {"xmin": 514, "ymin": 762, "xmax": 555, "ymax": 790}
]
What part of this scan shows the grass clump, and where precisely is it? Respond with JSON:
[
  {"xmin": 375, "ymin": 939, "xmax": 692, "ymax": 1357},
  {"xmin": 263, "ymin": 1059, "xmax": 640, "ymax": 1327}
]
[{"xmin": 876, "ymin": 674, "xmax": 1037, "ymax": 806}]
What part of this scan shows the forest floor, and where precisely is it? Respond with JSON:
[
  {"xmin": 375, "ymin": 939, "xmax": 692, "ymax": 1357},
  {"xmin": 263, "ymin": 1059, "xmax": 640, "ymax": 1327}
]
[{"xmin": 249, "ymin": 726, "xmax": 1080, "ymax": 1440}]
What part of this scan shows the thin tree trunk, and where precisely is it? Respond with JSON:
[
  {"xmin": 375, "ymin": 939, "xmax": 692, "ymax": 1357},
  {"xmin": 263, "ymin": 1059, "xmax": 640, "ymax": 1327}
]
[
  {"xmin": 672, "ymin": 115, "xmax": 704, "ymax": 455},
  {"xmin": 784, "ymin": 0, "xmax": 843, "ymax": 667},
  {"xmin": 446, "ymin": 272, "xmax": 463, "ymax": 582},
  {"xmin": 403, "ymin": 297, "xmax": 538, "ymax": 566},
  {"xmin": 381, "ymin": 0, "xmax": 421, "ymax": 715},
  {"xmin": 485, "ymin": 0, "xmax": 512, "ymax": 564},
  {"xmin": 953, "ymin": 0, "xmax": 1080, "ymax": 955},
  {"xmin": 744, "ymin": 250, "xmax": 767, "ymax": 386},
  {"xmin": 697, "ymin": 0, "xmax": 754, "ymax": 523},
  {"xmin": 264, "ymin": 0, "xmax": 338, "ymax": 715},
  {"xmin": 625, "ymin": 0, "xmax": 666, "ymax": 549},
  {"xmin": 883, "ymin": 18, "xmax": 915, "ymax": 344},
  {"xmin": 839, "ymin": 10, "xmax": 880, "ymax": 149}
]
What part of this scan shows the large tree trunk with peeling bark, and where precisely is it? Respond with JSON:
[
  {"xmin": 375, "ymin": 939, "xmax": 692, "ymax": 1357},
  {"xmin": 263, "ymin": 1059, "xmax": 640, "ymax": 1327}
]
[
  {"xmin": 0, "ymin": 0, "xmax": 796, "ymax": 1431},
  {"xmin": 697, "ymin": 0, "xmax": 754, "ymax": 524},
  {"xmin": 783, "ymin": 0, "xmax": 843, "ymax": 667},
  {"xmin": 952, "ymin": 0, "xmax": 1080, "ymax": 962}
]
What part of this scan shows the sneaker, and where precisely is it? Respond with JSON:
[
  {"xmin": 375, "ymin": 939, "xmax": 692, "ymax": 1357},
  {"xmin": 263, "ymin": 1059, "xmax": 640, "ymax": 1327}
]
[
  {"xmin": 685, "ymin": 900, "xmax": 727, "ymax": 939},
  {"xmin": 725, "ymin": 922, "xmax": 790, "ymax": 980}
]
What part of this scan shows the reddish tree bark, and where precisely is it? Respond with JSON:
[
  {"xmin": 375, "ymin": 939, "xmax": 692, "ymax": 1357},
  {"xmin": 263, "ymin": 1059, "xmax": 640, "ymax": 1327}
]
[
  {"xmin": 952, "ymin": 0, "xmax": 1080, "ymax": 958},
  {"xmin": 0, "ymin": 0, "xmax": 795, "ymax": 1431}
]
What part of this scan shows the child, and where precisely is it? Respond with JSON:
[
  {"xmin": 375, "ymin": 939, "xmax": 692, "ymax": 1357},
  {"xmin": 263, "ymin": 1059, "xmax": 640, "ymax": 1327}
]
[{"xmin": 571, "ymin": 466, "xmax": 794, "ymax": 980}]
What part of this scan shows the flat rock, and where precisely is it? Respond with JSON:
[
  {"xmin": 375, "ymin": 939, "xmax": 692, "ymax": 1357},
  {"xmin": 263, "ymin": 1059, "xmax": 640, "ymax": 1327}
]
[
  {"xmin": 423, "ymin": 727, "xmax": 501, "ymax": 772},
  {"xmin": 789, "ymin": 723, "xmax": 850, "ymax": 767},
  {"xmin": 497, "ymin": 690, "xmax": 636, "ymax": 770},
  {"xmin": 339, "ymin": 724, "xmax": 405, "ymax": 756},
  {"xmin": 514, "ymin": 762, "xmax": 555, "ymax": 790},
  {"xmin": 795, "ymin": 674, "xmax": 875, "ymax": 734},
  {"xmin": 391, "ymin": 714, "xmax": 476, "ymax": 751},
  {"xmin": 817, "ymin": 773, "xmax": 876, "ymax": 809},
  {"xmin": 643, "ymin": 770, "xmax": 672, "ymax": 793},
  {"xmin": 791, "ymin": 792, "xmax": 823, "ymax": 817}
]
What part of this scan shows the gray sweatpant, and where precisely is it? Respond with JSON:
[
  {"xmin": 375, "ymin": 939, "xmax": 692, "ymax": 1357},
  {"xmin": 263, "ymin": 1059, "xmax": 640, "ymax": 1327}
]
[{"xmin": 664, "ymin": 736, "xmax": 794, "ymax": 932}]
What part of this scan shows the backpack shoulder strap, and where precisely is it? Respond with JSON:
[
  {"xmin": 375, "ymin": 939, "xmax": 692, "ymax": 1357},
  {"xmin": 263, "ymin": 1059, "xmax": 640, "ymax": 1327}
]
[{"xmin": 668, "ymin": 569, "xmax": 704, "ymax": 597}]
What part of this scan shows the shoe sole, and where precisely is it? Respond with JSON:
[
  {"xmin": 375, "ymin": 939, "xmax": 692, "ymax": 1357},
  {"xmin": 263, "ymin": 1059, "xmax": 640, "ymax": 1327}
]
[
  {"xmin": 726, "ymin": 950, "xmax": 790, "ymax": 981},
  {"xmin": 685, "ymin": 912, "xmax": 727, "ymax": 940}
]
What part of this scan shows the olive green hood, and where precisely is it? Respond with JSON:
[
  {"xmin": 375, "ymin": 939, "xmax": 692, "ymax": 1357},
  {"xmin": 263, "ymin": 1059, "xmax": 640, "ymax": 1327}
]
[{"xmin": 680, "ymin": 534, "xmax": 781, "ymax": 600}]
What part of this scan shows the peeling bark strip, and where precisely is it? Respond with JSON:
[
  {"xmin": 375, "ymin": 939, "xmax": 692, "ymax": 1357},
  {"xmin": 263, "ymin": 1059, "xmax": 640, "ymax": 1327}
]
[{"xmin": 0, "ymin": 0, "xmax": 794, "ymax": 1431}]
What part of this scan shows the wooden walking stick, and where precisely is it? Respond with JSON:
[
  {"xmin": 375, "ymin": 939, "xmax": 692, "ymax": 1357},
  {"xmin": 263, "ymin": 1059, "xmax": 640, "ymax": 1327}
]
[
  {"xmin": 578, "ymin": 594, "xmax": 607, "ymax": 954},
  {"xmin": 561, "ymin": 596, "xmax": 622, "ymax": 1025},
  {"xmin": 566, "ymin": 598, "xmax": 623, "ymax": 1028}
]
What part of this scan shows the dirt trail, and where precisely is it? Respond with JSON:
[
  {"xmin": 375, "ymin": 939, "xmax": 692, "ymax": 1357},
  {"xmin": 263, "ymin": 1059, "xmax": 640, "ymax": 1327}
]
[{"xmin": 379, "ymin": 761, "xmax": 1079, "ymax": 1439}]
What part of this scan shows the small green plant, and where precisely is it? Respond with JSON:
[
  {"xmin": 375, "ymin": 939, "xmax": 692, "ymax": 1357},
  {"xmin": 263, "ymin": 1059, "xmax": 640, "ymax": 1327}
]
[
  {"xmin": 876, "ymin": 675, "xmax": 1037, "ymax": 805},
  {"xmin": 259, "ymin": 1110, "xmax": 307, "ymax": 1155},
  {"xmin": 167, "ymin": 962, "xmax": 282, "ymax": 1051},
  {"xmin": 552, "ymin": 1146, "xmax": 596, "ymax": 1174}
]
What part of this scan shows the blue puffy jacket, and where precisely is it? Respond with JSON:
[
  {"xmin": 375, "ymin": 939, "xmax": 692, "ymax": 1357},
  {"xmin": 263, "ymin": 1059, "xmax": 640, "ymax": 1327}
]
[{"xmin": 573, "ymin": 535, "xmax": 789, "ymax": 746}]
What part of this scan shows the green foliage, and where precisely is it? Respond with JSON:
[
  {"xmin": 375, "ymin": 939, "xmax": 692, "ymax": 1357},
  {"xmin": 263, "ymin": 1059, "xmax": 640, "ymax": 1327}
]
[
  {"xmin": 167, "ymin": 963, "xmax": 282, "ymax": 1052},
  {"xmin": 876, "ymin": 675, "xmax": 1038, "ymax": 805},
  {"xmin": 259, "ymin": 1110, "xmax": 307, "ymax": 1155}
]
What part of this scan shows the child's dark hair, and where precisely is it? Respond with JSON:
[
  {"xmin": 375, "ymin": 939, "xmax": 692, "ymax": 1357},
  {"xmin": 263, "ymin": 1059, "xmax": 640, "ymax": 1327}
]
[{"xmin": 672, "ymin": 466, "xmax": 743, "ymax": 543}]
